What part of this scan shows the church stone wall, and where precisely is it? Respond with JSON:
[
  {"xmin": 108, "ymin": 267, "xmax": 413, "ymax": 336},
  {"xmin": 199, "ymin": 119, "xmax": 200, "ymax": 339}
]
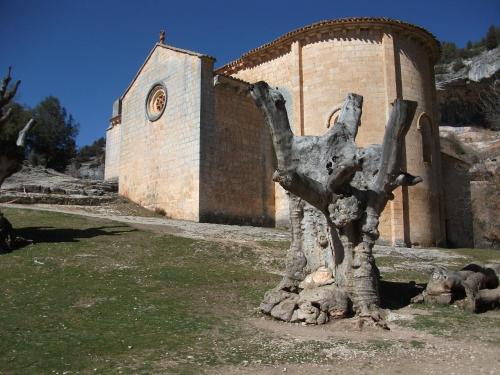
[
  {"xmin": 300, "ymin": 32, "xmax": 387, "ymax": 144},
  {"xmin": 231, "ymin": 51, "xmax": 294, "ymax": 227},
  {"xmin": 397, "ymin": 37, "xmax": 443, "ymax": 246},
  {"xmin": 199, "ymin": 76, "xmax": 275, "ymax": 226},
  {"xmin": 104, "ymin": 124, "xmax": 120, "ymax": 180},
  {"xmin": 119, "ymin": 47, "xmax": 209, "ymax": 221}
]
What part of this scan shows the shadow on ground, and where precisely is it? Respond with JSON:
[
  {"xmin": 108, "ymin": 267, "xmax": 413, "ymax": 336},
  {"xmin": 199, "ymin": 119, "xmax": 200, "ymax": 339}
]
[
  {"xmin": 0, "ymin": 224, "xmax": 137, "ymax": 254},
  {"xmin": 379, "ymin": 280, "xmax": 427, "ymax": 310},
  {"xmin": 16, "ymin": 225, "xmax": 135, "ymax": 244}
]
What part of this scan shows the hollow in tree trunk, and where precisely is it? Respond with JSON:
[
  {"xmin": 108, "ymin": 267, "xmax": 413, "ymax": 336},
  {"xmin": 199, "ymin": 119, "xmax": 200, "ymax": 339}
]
[{"xmin": 250, "ymin": 81, "xmax": 420, "ymax": 325}]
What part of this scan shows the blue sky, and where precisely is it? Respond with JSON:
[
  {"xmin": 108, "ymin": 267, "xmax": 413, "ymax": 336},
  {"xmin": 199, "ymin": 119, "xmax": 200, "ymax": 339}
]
[{"xmin": 1, "ymin": 0, "xmax": 499, "ymax": 147}]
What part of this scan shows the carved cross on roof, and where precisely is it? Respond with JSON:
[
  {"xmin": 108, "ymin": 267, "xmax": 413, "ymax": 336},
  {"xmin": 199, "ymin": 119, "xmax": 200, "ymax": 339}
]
[{"xmin": 159, "ymin": 30, "xmax": 165, "ymax": 44}]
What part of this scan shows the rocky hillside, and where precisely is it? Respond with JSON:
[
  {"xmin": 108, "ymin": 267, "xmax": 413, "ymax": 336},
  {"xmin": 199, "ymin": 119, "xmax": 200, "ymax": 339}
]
[
  {"xmin": 66, "ymin": 154, "xmax": 105, "ymax": 180},
  {"xmin": 0, "ymin": 163, "xmax": 117, "ymax": 205},
  {"xmin": 65, "ymin": 137, "xmax": 106, "ymax": 180},
  {"xmin": 436, "ymin": 47, "xmax": 499, "ymax": 130},
  {"xmin": 436, "ymin": 46, "xmax": 500, "ymax": 86},
  {"xmin": 435, "ymin": 43, "xmax": 499, "ymax": 249},
  {"xmin": 439, "ymin": 125, "xmax": 499, "ymax": 249}
]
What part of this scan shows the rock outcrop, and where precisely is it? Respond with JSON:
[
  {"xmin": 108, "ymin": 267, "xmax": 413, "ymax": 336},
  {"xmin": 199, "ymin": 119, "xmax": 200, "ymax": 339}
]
[
  {"xmin": 66, "ymin": 154, "xmax": 105, "ymax": 180},
  {"xmin": 436, "ymin": 46, "xmax": 499, "ymax": 249},
  {"xmin": 0, "ymin": 163, "xmax": 117, "ymax": 205},
  {"xmin": 436, "ymin": 47, "xmax": 500, "ymax": 130},
  {"xmin": 436, "ymin": 47, "xmax": 500, "ymax": 87}
]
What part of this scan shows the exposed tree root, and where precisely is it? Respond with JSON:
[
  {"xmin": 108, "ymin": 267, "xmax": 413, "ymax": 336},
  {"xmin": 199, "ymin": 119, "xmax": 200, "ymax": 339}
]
[{"xmin": 261, "ymin": 276, "xmax": 351, "ymax": 325}]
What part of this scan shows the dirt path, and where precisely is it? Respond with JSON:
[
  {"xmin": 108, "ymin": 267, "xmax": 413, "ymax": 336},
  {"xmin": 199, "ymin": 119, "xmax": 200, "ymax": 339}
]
[
  {"xmin": 206, "ymin": 309, "xmax": 500, "ymax": 375},
  {"xmin": 1, "ymin": 202, "xmax": 475, "ymax": 278},
  {"xmin": 1, "ymin": 203, "xmax": 467, "ymax": 257},
  {"xmin": 1, "ymin": 203, "xmax": 290, "ymax": 243}
]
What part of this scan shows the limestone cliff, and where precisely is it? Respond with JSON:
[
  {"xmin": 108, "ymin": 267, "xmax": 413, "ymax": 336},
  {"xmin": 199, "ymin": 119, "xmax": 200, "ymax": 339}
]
[
  {"xmin": 66, "ymin": 154, "xmax": 105, "ymax": 180},
  {"xmin": 436, "ymin": 47, "xmax": 500, "ymax": 130},
  {"xmin": 436, "ymin": 46, "xmax": 499, "ymax": 249},
  {"xmin": 0, "ymin": 163, "xmax": 117, "ymax": 205},
  {"xmin": 436, "ymin": 47, "xmax": 500, "ymax": 86}
]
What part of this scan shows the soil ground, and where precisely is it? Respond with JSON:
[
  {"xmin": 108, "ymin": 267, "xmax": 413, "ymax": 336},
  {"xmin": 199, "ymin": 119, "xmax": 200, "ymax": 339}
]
[{"xmin": 1, "ymin": 202, "xmax": 499, "ymax": 375}]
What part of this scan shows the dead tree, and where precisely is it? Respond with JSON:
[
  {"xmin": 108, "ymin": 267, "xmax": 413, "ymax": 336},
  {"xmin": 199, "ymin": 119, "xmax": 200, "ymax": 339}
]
[
  {"xmin": 478, "ymin": 78, "xmax": 500, "ymax": 130},
  {"xmin": 250, "ymin": 81, "xmax": 421, "ymax": 325},
  {"xmin": 0, "ymin": 67, "xmax": 34, "ymax": 186},
  {"xmin": 0, "ymin": 67, "xmax": 34, "ymax": 252}
]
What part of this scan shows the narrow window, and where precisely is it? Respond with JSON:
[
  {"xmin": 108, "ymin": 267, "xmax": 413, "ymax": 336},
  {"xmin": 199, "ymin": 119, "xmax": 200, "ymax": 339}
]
[{"xmin": 418, "ymin": 113, "xmax": 433, "ymax": 164}]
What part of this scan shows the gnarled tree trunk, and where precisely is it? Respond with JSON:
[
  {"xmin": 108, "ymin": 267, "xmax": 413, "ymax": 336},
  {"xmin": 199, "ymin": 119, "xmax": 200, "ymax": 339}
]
[{"xmin": 250, "ymin": 81, "xmax": 420, "ymax": 325}]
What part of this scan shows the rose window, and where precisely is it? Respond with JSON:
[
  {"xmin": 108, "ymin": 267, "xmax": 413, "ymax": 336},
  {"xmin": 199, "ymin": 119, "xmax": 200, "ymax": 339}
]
[{"xmin": 146, "ymin": 84, "xmax": 167, "ymax": 121}]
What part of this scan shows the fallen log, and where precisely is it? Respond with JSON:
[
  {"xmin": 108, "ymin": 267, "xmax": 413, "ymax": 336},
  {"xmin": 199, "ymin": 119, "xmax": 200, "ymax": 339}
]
[{"xmin": 413, "ymin": 263, "xmax": 500, "ymax": 313}]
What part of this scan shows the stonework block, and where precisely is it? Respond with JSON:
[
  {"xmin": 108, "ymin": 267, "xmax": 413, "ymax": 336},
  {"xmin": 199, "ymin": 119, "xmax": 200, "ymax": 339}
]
[{"xmin": 104, "ymin": 125, "xmax": 120, "ymax": 180}]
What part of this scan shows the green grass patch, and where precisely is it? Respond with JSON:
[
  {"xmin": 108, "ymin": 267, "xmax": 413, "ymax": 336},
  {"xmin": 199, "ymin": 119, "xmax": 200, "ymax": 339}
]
[
  {"xmin": 0, "ymin": 208, "xmax": 281, "ymax": 374},
  {"xmin": 256, "ymin": 240, "xmax": 290, "ymax": 251},
  {"xmin": 380, "ymin": 269, "xmax": 429, "ymax": 284},
  {"xmin": 397, "ymin": 304, "xmax": 500, "ymax": 345},
  {"xmin": 440, "ymin": 247, "xmax": 500, "ymax": 265},
  {"xmin": 408, "ymin": 340, "xmax": 426, "ymax": 349},
  {"xmin": 362, "ymin": 339, "xmax": 394, "ymax": 350},
  {"xmin": 375, "ymin": 256, "xmax": 400, "ymax": 267},
  {"xmin": 376, "ymin": 256, "xmax": 430, "ymax": 284}
]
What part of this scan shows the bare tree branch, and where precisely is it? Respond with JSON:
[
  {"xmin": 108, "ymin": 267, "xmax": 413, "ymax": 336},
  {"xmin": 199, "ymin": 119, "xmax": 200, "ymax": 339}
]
[
  {"xmin": 373, "ymin": 99, "xmax": 418, "ymax": 196},
  {"xmin": 324, "ymin": 93, "xmax": 363, "ymax": 139},
  {"xmin": 478, "ymin": 79, "xmax": 500, "ymax": 130},
  {"xmin": 250, "ymin": 81, "xmax": 329, "ymax": 212},
  {"xmin": 0, "ymin": 107, "xmax": 12, "ymax": 124},
  {"xmin": 16, "ymin": 118, "xmax": 35, "ymax": 146},
  {"xmin": 0, "ymin": 66, "xmax": 13, "ymax": 99},
  {"xmin": 250, "ymin": 81, "xmax": 294, "ymax": 173},
  {"xmin": 0, "ymin": 66, "xmax": 21, "ymax": 124}
]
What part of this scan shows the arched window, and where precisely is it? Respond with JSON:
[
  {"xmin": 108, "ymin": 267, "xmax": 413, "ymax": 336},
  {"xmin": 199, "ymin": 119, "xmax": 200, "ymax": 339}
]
[
  {"xmin": 325, "ymin": 106, "xmax": 341, "ymax": 128},
  {"xmin": 417, "ymin": 113, "xmax": 433, "ymax": 164}
]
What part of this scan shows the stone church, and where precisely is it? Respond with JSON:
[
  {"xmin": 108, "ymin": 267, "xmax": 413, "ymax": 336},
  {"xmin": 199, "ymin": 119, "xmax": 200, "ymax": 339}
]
[{"xmin": 105, "ymin": 17, "xmax": 444, "ymax": 247}]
